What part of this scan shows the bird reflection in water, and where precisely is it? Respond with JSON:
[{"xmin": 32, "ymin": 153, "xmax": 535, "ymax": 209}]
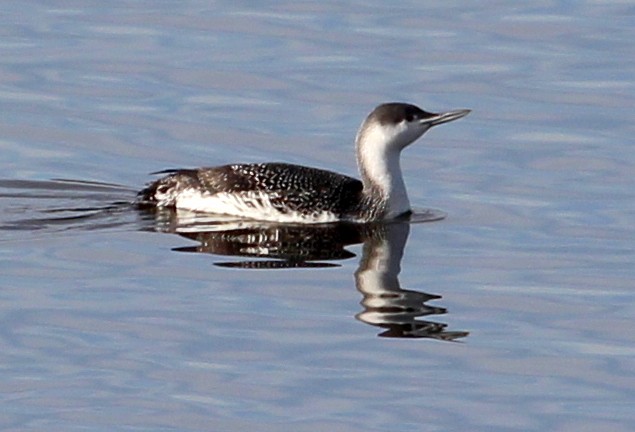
[
  {"xmin": 143, "ymin": 207, "xmax": 468, "ymax": 341},
  {"xmin": 0, "ymin": 179, "xmax": 466, "ymax": 340}
]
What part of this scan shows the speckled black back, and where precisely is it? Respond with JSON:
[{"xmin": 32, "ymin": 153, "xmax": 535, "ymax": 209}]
[{"xmin": 138, "ymin": 162, "xmax": 366, "ymax": 217}]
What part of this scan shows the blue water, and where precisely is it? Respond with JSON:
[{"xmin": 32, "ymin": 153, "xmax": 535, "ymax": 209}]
[{"xmin": 1, "ymin": 1, "xmax": 634, "ymax": 431}]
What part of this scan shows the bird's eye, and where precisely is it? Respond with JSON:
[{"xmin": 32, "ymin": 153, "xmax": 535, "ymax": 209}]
[{"xmin": 403, "ymin": 108, "xmax": 420, "ymax": 123}]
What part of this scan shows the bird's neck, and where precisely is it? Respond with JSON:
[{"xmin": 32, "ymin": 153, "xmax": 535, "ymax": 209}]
[{"xmin": 356, "ymin": 140, "xmax": 410, "ymax": 219}]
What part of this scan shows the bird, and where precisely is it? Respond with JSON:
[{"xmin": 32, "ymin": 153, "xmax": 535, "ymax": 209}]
[{"xmin": 138, "ymin": 102, "xmax": 470, "ymax": 223}]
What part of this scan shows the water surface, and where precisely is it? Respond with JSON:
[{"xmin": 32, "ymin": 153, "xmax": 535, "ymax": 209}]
[{"xmin": 1, "ymin": 1, "xmax": 634, "ymax": 431}]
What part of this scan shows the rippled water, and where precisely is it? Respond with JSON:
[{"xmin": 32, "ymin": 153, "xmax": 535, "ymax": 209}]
[{"xmin": 1, "ymin": 1, "xmax": 634, "ymax": 431}]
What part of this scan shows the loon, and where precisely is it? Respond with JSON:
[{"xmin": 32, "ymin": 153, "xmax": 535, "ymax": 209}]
[{"xmin": 138, "ymin": 102, "xmax": 470, "ymax": 223}]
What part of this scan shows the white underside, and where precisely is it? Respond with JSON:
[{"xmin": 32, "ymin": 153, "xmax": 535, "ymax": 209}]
[{"xmin": 173, "ymin": 189, "xmax": 341, "ymax": 224}]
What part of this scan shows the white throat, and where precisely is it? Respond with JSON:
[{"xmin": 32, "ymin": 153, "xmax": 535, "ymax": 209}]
[{"xmin": 356, "ymin": 123, "xmax": 419, "ymax": 218}]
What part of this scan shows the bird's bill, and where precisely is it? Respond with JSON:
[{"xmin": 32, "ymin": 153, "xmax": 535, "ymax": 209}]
[{"xmin": 423, "ymin": 109, "xmax": 471, "ymax": 126}]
